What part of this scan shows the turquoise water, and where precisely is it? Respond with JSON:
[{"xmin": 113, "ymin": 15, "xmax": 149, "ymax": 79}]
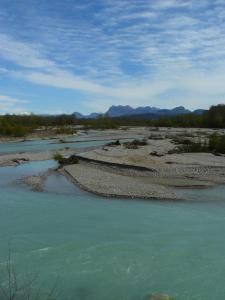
[
  {"xmin": 0, "ymin": 161, "xmax": 225, "ymax": 299},
  {"xmin": 0, "ymin": 138, "xmax": 107, "ymax": 154},
  {"xmin": 0, "ymin": 135, "xmax": 140, "ymax": 154}
]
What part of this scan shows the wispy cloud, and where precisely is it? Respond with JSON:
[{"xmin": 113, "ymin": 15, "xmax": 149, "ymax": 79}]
[
  {"xmin": 0, "ymin": 33, "xmax": 54, "ymax": 69},
  {"xmin": 0, "ymin": 0, "xmax": 225, "ymax": 113},
  {"xmin": 0, "ymin": 94, "xmax": 29, "ymax": 114}
]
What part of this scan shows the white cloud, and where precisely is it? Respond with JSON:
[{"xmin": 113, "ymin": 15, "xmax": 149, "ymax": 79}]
[
  {"xmin": 152, "ymin": 0, "xmax": 209, "ymax": 10},
  {"xmin": 0, "ymin": 33, "xmax": 55, "ymax": 69},
  {"xmin": 0, "ymin": 0, "xmax": 225, "ymax": 113},
  {"xmin": 0, "ymin": 95, "xmax": 29, "ymax": 114},
  {"xmin": 0, "ymin": 95, "xmax": 28, "ymax": 104}
]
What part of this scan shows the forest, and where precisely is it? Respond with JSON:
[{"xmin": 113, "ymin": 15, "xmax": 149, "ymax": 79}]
[{"xmin": 0, "ymin": 104, "xmax": 225, "ymax": 137}]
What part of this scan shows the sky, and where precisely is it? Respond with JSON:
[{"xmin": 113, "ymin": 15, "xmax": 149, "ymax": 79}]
[{"xmin": 0, "ymin": 0, "xmax": 225, "ymax": 114}]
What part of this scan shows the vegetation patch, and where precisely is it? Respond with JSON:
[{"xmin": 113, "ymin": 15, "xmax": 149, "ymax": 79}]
[
  {"xmin": 169, "ymin": 133, "xmax": 225, "ymax": 154},
  {"xmin": 1, "ymin": 105, "xmax": 225, "ymax": 138},
  {"xmin": 208, "ymin": 133, "xmax": 225, "ymax": 154},
  {"xmin": 0, "ymin": 122, "xmax": 28, "ymax": 137},
  {"xmin": 53, "ymin": 152, "xmax": 64, "ymax": 162},
  {"xmin": 123, "ymin": 138, "xmax": 148, "ymax": 149},
  {"xmin": 172, "ymin": 137, "xmax": 195, "ymax": 145},
  {"xmin": 53, "ymin": 153, "xmax": 79, "ymax": 166}
]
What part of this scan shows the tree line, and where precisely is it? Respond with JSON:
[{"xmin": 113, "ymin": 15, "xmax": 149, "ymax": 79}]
[
  {"xmin": 0, "ymin": 114, "xmax": 76, "ymax": 137},
  {"xmin": 80, "ymin": 104, "xmax": 225, "ymax": 129},
  {"xmin": 0, "ymin": 104, "xmax": 225, "ymax": 137}
]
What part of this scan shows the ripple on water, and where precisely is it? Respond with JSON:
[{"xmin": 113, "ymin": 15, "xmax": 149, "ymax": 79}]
[{"xmin": 0, "ymin": 160, "xmax": 225, "ymax": 299}]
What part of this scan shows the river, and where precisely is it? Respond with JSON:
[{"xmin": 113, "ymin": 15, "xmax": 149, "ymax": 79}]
[{"xmin": 0, "ymin": 138, "xmax": 225, "ymax": 300}]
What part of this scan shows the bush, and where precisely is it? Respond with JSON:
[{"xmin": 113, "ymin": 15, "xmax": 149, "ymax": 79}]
[
  {"xmin": 208, "ymin": 133, "xmax": 225, "ymax": 154},
  {"xmin": 53, "ymin": 153, "xmax": 64, "ymax": 162},
  {"xmin": 53, "ymin": 153, "xmax": 79, "ymax": 165},
  {"xmin": 168, "ymin": 139, "xmax": 207, "ymax": 154},
  {"xmin": 0, "ymin": 122, "xmax": 28, "ymax": 137},
  {"xmin": 179, "ymin": 142, "xmax": 206, "ymax": 153},
  {"xmin": 172, "ymin": 137, "xmax": 194, "ymax": 145},
  {"xmin": 169, "ymin": 133, "xmax": 225, "ymax": 155},
  {"xmin": 123, "ymin": 138, "xmax": 148, "ymax": 149}
]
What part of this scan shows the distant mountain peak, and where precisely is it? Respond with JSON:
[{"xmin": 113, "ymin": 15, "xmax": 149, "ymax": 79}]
[{"xmin": 73, "ymin": 105, "xmax": 203, "ymax": 119}]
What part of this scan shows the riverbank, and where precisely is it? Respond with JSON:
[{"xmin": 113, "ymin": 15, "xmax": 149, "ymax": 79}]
[
  {"xmin": 63, "ymin": 162, "xmax": 180, "ymax": 200},
  {"xmin": 62, "ymin": 127, "xmax": 225, "ymax": 200},
  {"xmin": 2, "ymin": 126, "xmax": 225, "ymax": 200}
]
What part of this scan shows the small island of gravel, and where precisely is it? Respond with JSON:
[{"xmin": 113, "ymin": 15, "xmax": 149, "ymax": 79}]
[{"xmin": 62, "ymin": 127, "xmax": 225, "ymax": 200}]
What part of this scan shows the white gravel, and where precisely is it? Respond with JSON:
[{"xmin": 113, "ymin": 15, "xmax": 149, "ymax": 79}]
[{"xmin": 64, "ymin": 163, "xmax": 180, "ymax": 200}]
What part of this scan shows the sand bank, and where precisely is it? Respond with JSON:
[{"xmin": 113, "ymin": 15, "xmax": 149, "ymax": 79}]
[{"xmin": 62, "ymin": 127, "xmax": 225, "ymax": 199}]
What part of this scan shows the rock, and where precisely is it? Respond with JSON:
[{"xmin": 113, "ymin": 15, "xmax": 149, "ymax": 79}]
[{"xmin": 145, "ymin": 294, "xmax": 172, "ymax": 300}]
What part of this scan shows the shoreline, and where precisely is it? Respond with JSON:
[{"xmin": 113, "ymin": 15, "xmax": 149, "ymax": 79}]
[
  {"xmin": 59, "ymin": 127, "xmax": 225, "ymax": 200},
  {"xmin": 62, "ymin": 159, "xmax": 222, "ymax": 201},
  {"xmin": 0, "ymin": 146, "xmax": 102, "ymax": 167},
  {"xmin": 2, "ymin": 127, "xmax": 225, "ymax": 200},
  {"xmin": 62, "ymin": 166, "xmax": 183, "ymax": 201}
]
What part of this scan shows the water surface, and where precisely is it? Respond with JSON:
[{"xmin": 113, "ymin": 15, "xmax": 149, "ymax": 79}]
[
  {"xmin": 0, "ymin": 146, "xmax": 225, "ymax": 299},
  {"xmin": 0, "ymin": 134, "xmax": 140, "ymax": 154}
]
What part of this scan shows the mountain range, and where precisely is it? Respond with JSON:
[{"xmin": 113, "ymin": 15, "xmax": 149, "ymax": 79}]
[{"xmin": 73, "ymin": 105, "xmax": 205, "ymax": 119}]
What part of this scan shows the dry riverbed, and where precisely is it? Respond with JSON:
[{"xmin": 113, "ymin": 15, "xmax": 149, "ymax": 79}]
[
  {"xmin": 63, "ymin": 127, "xmax": 225, "ymax": 200},
  {"xmin": 2, "ymin": 127, "xmax": 225, "ymax": 200}
]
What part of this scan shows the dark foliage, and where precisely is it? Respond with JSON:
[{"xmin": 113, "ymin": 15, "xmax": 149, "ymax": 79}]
[
  {"xmin": 208, "ymin": 133, "xmax": 225, "ymax": 154},
  {"xmin": 54, "ymin": 154, "xmax": 79, "ymax": 166},
  {"xmin": 169, "ymin": 132, "xmax": 225, "ymax": 154},
  {"xmin": 0, "ymin": 114, "xmax": 77, "ymax": 137},
  {"xmin": 1, "ymin": 105, "xmax": 225, "ymax": 137},
  {"xmin": 123, "ymin": 138, "xmax": 148, "ymax": 149},
  {"xmin": 78, "ymin": 104, "xmax": 225, "ymax": 129}
]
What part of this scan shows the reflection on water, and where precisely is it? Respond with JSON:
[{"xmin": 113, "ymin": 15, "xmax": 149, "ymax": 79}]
[{"xmin": 0, "ymin": 161, "xmax": 225, "ymax": 300}]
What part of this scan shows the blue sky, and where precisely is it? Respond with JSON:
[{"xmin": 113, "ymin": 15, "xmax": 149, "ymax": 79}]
[{"xmin": 0, "ymin": 0, "xmax": 225, "ymax": 114}]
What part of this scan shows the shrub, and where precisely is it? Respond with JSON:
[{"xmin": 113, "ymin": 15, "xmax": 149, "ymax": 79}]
[
  {"xmin": 172, "ymin": 136, "xmax": 196, "ymax": 145},
  {"xmin": 53, "ymin": 153, "xmax": 79, "ymax": 165},
  {"xmin": 0, "ymin": 123, "xmax": 28, "ymax": 137},
  {"xmin": 53, "ymin": 153, "xmax": 64, "ymax": 162},
  {"xmin": 208, "ymin": 133, "xmax": 225, "ymax": 154},
  {"xmin": 123, "ymin": 138, "xmax": 148, "ymax": 149},
  {"xmin": 168, "ymin": 140, "xmax": 207, "ymax": 154}
]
